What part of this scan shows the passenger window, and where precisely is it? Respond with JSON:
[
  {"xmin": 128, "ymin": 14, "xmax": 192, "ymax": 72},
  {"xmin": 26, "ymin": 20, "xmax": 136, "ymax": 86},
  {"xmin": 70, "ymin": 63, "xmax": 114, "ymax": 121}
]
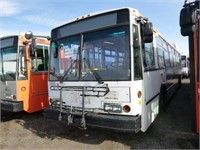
[
  {"xmin": 164, "ymin": 49, "xmax": 170, "ymax": 68},
  {"xmin": 168, "ymin": 46, "xmax": 174, "ymax": 67},
  {"xmin": 156, "ymin": 36, "xmax": 165, "ymax": 68},
  {"xmin": 143, "ymin": 42, "xmax": 155, "ymax": 69}
]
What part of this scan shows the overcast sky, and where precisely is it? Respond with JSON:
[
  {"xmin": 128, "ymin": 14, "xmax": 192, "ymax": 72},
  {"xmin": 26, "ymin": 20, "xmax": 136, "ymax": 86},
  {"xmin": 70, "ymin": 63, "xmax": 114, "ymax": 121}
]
[{"xmin": 0, "ymin": 0, "xmax": 189, "ymax": 54}]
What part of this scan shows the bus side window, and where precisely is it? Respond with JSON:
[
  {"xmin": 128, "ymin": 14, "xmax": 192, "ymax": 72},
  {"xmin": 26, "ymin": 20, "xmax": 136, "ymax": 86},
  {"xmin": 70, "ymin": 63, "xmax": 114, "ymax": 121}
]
[
  {"xmin": 163, "ymin": 42, "xmax": 170, "ymax": 68},
  {"xmin": 133, "ymin": 25, "xmax": 143, "ymax": 80},
  {"xmin": 169, "ymin": 47, "xmax": 175, "ymax": 67},
  {"xmin": 143, "ymin": 42, "xmax": 155, "ymax": 69},
  {"xmin": 156, "ymin": 36, "xmax": 165, "ymax": 68}
]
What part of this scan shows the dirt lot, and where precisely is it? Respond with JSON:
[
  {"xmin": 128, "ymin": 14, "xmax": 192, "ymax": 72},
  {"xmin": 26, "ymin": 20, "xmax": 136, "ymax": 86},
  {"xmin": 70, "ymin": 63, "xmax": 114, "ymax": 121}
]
[{"xmin": 0, "ymin": 79, "xmax": 199, "ymax": 149}]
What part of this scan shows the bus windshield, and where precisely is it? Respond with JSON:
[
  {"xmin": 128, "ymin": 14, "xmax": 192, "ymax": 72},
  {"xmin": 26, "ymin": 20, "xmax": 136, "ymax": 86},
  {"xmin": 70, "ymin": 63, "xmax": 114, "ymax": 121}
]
[
  {"xmin": 49, "ymin": 26, "xmax": 130, "ymax": 81},
  {"xmin": 1, "ymin": 47, "xmax": 17, "ymax": 81}
]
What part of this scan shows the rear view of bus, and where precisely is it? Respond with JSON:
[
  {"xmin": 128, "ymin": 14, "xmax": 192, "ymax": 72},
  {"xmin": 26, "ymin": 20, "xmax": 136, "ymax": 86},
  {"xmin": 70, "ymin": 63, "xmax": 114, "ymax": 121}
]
[
  {"xmin": 44, "ymin": 8, "xmax": 181, "ymax": 132},
  {"xmin": 181, "ymin": 54, "xmax": 190, "ymax": 77},
  {"xmin": 0, "ymin": 33, "xmax": 50, "ymax": 113}
]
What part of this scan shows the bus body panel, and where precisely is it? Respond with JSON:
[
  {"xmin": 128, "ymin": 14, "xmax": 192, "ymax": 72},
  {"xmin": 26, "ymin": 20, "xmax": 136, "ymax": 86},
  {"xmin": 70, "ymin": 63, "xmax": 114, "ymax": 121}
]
[
  {"xmin": 16, "ymin": 73, "xmax": 49, "ymax": 113},
  {"xmin": 28, "ymin": 72, "xmax": 49, "ymax": 112},
  {"xmin": 0, "ymin": 81, "xmax": 6, "ymax": 102},
  {"xmin": 17, "ymin": 80, "xmax": 30, "ymax": 111},
  {"xmin": 5, "ymin": 81, "xmax": 17, "ymax": 100},
  {"xmin": 0, "ymin": 81, "xmax": 17, "ymax": 102},
  {"xmin": 48, "ymin": 81, "xmax": 142, "ymax": 115},
  {"xmin": 140, "ymin": 70, "xmax": 163, "ymax": 131},
  {"xmin": 0, "ymin": 81, "xmax": 21, "ymax": 112},
  {"xmin": 143, "ymin": 70, "xmax": 164, "ymax": 103},
  {"xmin": 141, "ymin": 94, "xmax": 159, "ymax": 132}
]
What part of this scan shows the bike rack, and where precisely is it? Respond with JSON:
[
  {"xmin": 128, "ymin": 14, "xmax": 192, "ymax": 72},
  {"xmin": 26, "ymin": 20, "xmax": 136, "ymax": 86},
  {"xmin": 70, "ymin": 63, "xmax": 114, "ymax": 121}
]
[{"xmin": 50, "ymin": 84, "xmax": 109, "ymax": 129}]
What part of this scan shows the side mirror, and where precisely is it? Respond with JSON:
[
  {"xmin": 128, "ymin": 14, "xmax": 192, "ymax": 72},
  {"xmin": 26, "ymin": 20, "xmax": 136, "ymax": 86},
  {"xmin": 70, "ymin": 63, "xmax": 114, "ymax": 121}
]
[
  {"xmin": 28, "ymin": 38, "xmax": 37, "ymax": 57},
  {"xmin": 179, "ymin": 5, "xmax": 196, "ymax": 36},
  {"xmin": 25, "ymin": 31, "xmax": 33, "ymax": 40},
  {"xmin": 25, "ymin": 31, "xmax": 37, "ymax": 57},
  {"xmin": 31, "ymin": 38, "xmax": 37, "ymax": 50},
  {"xmin": 143, "ymin": 22, "xmax": 153, "ymax": 43}
]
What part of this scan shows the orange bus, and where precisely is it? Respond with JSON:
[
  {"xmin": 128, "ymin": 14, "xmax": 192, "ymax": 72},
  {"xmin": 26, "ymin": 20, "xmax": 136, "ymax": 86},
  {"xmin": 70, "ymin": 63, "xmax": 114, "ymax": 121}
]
[
  {"xmin": 0, "ymin": 32, "xmax": 50, "ymax": 113},
  {"xmin": 180, "ymin": 0, "xmax": 199, "ymax": 133}
]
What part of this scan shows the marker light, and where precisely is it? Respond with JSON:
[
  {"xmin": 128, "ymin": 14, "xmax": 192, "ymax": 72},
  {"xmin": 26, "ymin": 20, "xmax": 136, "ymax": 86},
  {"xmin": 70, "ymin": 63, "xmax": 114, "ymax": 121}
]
[
  {"xmin": 137, "ymin": 91, "xmax": 142, "ymax": 98},
  {"xmin": 12, "ymin": 95, "xmax": 16, "ymax": 100},
  {"xmin": 123, "ymin": 105, "xmax": 131, "ymax": 113}
]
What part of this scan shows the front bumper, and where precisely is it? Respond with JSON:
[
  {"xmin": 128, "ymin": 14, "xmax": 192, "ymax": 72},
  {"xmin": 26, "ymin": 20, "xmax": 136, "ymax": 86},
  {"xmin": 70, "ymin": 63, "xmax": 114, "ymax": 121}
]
[
  {"xmin": 44, "ymin": 106, "xmax": 141, "ymax": 133},
  {"xmin": 0, "ymin": 100, "xmax": 23, "ymax": 112}
]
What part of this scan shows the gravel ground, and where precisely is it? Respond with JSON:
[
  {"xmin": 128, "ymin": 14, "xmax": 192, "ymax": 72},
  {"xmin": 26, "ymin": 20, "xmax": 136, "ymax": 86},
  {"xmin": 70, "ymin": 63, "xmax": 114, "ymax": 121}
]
[{"xmin": 0, "ymin": 79, "xmax": 199, "ymax": 149}]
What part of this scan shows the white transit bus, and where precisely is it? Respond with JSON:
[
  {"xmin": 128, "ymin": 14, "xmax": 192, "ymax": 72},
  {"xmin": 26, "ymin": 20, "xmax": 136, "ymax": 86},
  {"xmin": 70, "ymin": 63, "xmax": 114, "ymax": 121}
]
[{"xmin": 44, "ymin": 7, "xmax": 182, "ymax": 132}]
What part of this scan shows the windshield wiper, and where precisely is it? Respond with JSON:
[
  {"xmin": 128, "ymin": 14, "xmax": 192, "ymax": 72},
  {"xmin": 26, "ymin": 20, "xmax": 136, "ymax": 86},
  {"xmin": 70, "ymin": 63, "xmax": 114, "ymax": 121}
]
[
  {"xmin": 90, "ymin": 69, "xmax": 104, "ymax": 84},
  {"xmin": 83, "ymin": 58, "xmax": 104, "ymax": 84},
  {"xmin": 49, "ymin": 70, "xmax": 62, "ymax": 80},
  {"xmin": 59, "ymin": 57, "xmax": 104, "ymax": 84},
  {"xmin": 59, "ymin": 60, "xmax": 78, "ymax": 83}
]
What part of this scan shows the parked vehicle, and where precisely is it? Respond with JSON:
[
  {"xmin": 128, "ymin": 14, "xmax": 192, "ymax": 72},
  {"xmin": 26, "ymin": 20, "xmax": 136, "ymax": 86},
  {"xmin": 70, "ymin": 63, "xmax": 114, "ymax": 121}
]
[
  {"xmin": 44, "ymin": 7, "xmax": 182, "ymax": 132},
  {"xmin": 181, "ymin": 54, "xmax": 190, "ymax": 77},
  {"xmin": 0, "ymin": 32, "xmax": 50, "ymax": 113}
]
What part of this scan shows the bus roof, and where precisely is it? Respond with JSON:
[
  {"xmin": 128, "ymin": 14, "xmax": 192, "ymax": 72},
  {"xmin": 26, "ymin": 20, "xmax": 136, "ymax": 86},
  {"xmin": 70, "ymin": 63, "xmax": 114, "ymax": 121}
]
[
  {"xmin": 51, "ymin": 7, "xmax": 165, "ymax": 39},
  {"xmin": 0, "ymin": 35, "xmax": 18, "ymax": 40},
  {"xmin": 51, "ymin": 7, "xmax": 179, "ymax": 53},
  {"xmin": 52, "ymin": 7, "xmax": 142, "ymax": 31}
]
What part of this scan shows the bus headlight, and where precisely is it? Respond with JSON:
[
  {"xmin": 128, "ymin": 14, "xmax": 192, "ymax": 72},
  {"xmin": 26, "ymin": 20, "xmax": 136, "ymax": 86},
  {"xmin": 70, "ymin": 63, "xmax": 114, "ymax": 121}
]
[
  {"xmin": 104, "ymin": 103, "xmax": 122, "ymax": 113},
  {"xmin": 5, "ymin": 94, "xmax": 16, "ymax": 100}
]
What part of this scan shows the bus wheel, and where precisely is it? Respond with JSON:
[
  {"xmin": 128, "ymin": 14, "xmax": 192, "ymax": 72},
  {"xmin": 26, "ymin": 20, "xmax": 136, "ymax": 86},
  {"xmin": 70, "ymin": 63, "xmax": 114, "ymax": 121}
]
[{"xmin": 159, "ymin": 84, "xmax": 167, "ymax": 112}]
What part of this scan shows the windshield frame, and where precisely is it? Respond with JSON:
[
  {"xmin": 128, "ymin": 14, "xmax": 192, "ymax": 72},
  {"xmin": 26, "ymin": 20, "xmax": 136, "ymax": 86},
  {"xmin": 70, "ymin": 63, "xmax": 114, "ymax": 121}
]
[{"xmin": 49, "ymin": 25, "xmax": 131, "ymax": 82}]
